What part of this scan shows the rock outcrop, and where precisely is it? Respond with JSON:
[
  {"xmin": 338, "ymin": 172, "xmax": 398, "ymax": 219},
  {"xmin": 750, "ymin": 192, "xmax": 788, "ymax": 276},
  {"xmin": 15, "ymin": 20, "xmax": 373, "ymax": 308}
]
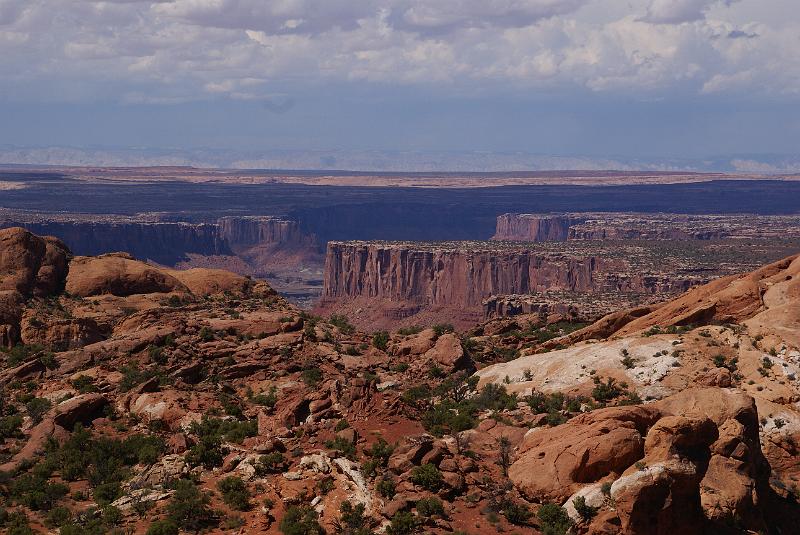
[
  {"xmin": 0, "ymin": 214, "xmax": 319, "ymax": 269},
  {"xmin": 493, "ymin": 214, "xmax": 578, "ymax": 241},
  {"xmin": 66, "ymin": 253, "xmax": 189, "ymax": 297},
  {"xmin": 0, "ymin": 227, "xmax": 71, "ymax": 346},
  {"xmin": 322, "ymin": 241, "xmax": 700, "ymax": 311},
  {"xmin": 492, "ymin": 213, "xmax": 800, "ymax": 242}
]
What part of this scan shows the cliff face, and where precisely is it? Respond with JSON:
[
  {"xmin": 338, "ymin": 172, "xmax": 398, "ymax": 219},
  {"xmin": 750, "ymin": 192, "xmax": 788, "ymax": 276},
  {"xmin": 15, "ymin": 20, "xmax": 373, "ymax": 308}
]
[
  {"xmin": 493, "ymin": 214, "xmax": 577, "ymax": 241},
  {"xmin": 218, "ymin": 216, "xmax": 318, "ymax": 251},
  {"xmin": 0, "ymin": 216, "xmax": 320, "ymax": 267},
  {"xmin": 321, "ymin": 242, "xmax": 690, "ymax": 309},
  {"xmin": 1, "ymin": 220, "xmax": 230, "ymax": 265}
]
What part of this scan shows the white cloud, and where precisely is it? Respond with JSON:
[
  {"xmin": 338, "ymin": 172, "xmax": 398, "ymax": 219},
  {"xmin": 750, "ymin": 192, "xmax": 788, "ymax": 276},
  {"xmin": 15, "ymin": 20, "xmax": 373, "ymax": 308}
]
[
  {"xmin": 0, "ymin": 0, "xmax": 797, "ymax": 102},
  {"xmin": 642, "ymin": 0, "xmax": 740, "ymax": 24}
]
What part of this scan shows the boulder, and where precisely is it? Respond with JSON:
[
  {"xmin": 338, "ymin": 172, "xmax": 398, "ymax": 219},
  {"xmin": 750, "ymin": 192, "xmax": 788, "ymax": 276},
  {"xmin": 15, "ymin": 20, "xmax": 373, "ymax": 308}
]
[
  {"xmin": 421, "ymin": 333, "xmax": 474, "ymax": 373},
  {"xmin": 0, "ymin": 227, "xmax": 70, "ymax": 297},
  {"xmin": 53, "ymin": 393, "xmax": 109, "ymax": 429},
  {"xmin": 509, "ymin": 406, "xmax": 661, "ymax": 501},
  {"xmin": 65, "ymin": 253, "xmax": 188, "ymax": 297}
]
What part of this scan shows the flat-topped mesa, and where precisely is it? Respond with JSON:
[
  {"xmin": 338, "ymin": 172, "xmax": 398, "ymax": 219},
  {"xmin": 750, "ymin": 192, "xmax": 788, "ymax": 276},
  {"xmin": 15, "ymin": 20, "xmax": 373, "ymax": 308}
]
[
  {"xmin": 320, "ymin": 238, "xmax": 800, "ymax": 327},
  {"xmin": 323, "ymin": 241, "xmax": 698, "ymax": 310},
  {"xmin": 493, "ymin": 214, "xmax": 579, "ymax": 241},
  {"xmin": 217, "ymin": 216, "xmax": 318, "ymax": 251},
  {"xmin": 493, "ymin": 212, "xmax": 800, "ymax": 242}
]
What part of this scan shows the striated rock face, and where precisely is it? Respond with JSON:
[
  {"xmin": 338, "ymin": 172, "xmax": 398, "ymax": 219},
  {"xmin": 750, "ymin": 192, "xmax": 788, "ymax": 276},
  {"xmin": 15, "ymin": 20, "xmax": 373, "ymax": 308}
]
[
  {"xmin": 323, "ymin": 241, "xmax": 700, "ymax": 310},
  {"xmin": 0, "ymin": 215, "xmax": 319, "ymax": 267},
  {"xmin": 493, "ymin": 214, "xmax": 578, "ymax": 241},
  {"xmin": 4, "ymin": 220, "xmax": 230, "ymax": 265},
  {"xmin": 323, "ymin": 242, "xmax": 600, "ymax": 308},
  {"xmin": 218, "ymin": 216, "xmax": 317, "ymax": 251}
]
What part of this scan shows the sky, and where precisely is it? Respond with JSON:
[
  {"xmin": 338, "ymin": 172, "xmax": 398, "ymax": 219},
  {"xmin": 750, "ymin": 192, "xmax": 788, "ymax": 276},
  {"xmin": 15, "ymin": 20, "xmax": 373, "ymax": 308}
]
[{"xmin": 0, "ymin": 0, "xmax": 799, "ymax": 162}]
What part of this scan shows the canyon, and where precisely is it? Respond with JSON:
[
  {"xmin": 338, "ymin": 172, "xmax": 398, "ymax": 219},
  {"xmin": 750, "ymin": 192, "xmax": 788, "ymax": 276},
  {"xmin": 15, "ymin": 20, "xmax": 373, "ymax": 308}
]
[
  {"xmin": 2, "ymin": 227, "xmax": 800, "ymax": 534},
  {"xmin": 317, "ymin": 238, "xmax": 800, "ymax": 329}
]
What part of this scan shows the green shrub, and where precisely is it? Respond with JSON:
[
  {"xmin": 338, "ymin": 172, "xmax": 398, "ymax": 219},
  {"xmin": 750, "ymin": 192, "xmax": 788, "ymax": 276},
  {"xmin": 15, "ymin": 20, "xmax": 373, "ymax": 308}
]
[
  {"xmin": 326, "ymin": 436, "xmax": 356, "ymax": 459},
  {"xmin": 386, "ymin": 511, "xmax": 417, "ymax": 535},
  {"xmin": 0, "ymin": 414, "xmax": 23, "ymax": 440},
  {"xmin": 372, "ymin": 331, "xmax": 390, "ymax": 351},
  {"xmin": 416, "ymin": 497, "xmax": 445, "ymax": 518},
  {"xmin": 280, "ymin": 504, "xmax": 325, "ymax": 535},
  {"xmin": 251, "ymin": 386, "xmax": 278, "ymax": 408},
  {"xmin": 165, "ymin": 480, "xmax": 213, "ymax": 532},
  {"xmin": 572, "ymin": 496, "xmax": 598, "ymax": 522},
  {"xmin": 146, "ymin": 519, "xmax": 179, "ymax": 535},
  {"xmin": 503, "ymin": 501, "xmax": 532, "ymax": 525},
  {"xmin": 3, "ymin": 511, "xmax": 34, "ymax": 535},
  {"xmin": 217, "ymin": 476, "xmax": 251, "ymax": 511},
  {"xmin": 537, "ymin": 503, "xmax": 572, "ymax": 535},
  {"xmin": 119, "ymin": 363, "xmax": 166, "ymax": 392},
  {"xmin": 591, "ymin": 377, "xmax": 623, "ymax": 402},
  {"xmin": 301, "ymin": 367, "xmax": 323, "ymax": 386},
  {"xmin": 334, "ymin": 501, "xmax": 372, "ymax": 535},
  {"xmin": 24, "ymin": 396, "xmax": 53, "ymax": 422},
  {"xmin": 93, "ymin": 481, "xmax": 121, "ymax": 505},
  {"xmin": 71, "ymin": 375, "xmax": 98, "ymax": 393},
  {"xmin": 432, "ymin": 323, "xmax": 454, "ymax": 337},
  {"xmin": 329, "ymin": 315, "xmax": 355, "ymax": 335},
  {"xmin": 377, "ymin": 477, "xmax": 396, "ymax": 498},
  {"xmin": 257, "ymin": 452, "xmax": 288, "ymax": 475},
  {"xmin": 9, "ymin": 472, "xmax": 69, "ymax": 511},
  {"xmin": 365, "ymin": 438, "xmax": 394, "ymax": 467},
  {"xmin": 199, "ymin": 327, "xmax": 215, "ymax": 341},
  {"xmin": 397, "ymin": 326, "xmax": 423, "ymax": 336},
  {"xmin": 45, "ymin": 505, "xmax": 72, "ymax": 528},
  {"xmin": 335, "ymin": 419, "xmax": 350, "ymax": 432},
  {"xmin": 410, "ymin": 464, "xmax": 442, "ymax": 491}
]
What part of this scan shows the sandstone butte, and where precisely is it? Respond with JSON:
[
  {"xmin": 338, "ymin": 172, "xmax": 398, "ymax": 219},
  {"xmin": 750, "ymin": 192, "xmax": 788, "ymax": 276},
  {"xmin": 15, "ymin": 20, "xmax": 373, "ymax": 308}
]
[{"xmin": 0, "ymin": 225, "xmax": 799, "ymax": 534}]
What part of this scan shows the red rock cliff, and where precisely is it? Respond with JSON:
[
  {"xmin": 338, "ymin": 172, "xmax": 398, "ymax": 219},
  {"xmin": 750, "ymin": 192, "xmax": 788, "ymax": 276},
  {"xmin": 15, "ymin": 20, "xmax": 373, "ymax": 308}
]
[
  {"xmin": 217, "ymin": 216, "xmax": 317, "ymax": 251},
  {"xmin": 322, "ymin": 241, "xmax": 693, "ymax": 309},
  {"xmin": 493, "ymin": 214, "xmax": 579, "ymax": 241}
]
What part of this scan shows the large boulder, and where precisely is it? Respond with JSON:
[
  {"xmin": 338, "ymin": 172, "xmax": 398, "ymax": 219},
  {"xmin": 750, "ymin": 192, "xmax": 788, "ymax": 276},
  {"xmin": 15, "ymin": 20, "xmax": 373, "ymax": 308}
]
[
  {"xmin": 582, "ymin": 388, "xmax": 773, "ymax": 534},
  {"xmin": 166, "ymin": 267, "xmax": 274, "ymax": 297},
  {"xmin": 0, "ymin": 228, "xmax": 71, "ymax": 346},
  {"xmin": 53, "ymin": 393, "xmax": 109, "ymax": 428},
  {"xmin": 421, "ymin": 333, "xmax": 474, "ymax": 374},
  {"xmin": 65, "ymin": 253, "xmax": 188, "ymax": 297},
  {"xmin": 0, "ymin": 227, "xmax": 71, "ymax": 297},
  {"xmin": 509, "ymin": 405, "xmax": 661, "ymax": 501}
]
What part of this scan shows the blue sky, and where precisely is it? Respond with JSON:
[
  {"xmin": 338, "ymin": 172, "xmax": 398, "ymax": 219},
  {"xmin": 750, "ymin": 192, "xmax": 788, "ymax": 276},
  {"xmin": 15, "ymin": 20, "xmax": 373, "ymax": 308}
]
[{"xmin": 0, "ymin": 0, "xmax": 798, "ymax": 162}]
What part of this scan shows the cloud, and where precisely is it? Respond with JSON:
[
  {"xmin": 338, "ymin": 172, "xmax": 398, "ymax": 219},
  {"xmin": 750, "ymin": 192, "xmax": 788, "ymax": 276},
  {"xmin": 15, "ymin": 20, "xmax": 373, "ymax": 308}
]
[
  {"xmin": 0, "ymin": 0, "xmax": 797, "ymax": 104},
  {"xmin": 641, "ymin": 0, "xmax": 739, "ymax": 24}
]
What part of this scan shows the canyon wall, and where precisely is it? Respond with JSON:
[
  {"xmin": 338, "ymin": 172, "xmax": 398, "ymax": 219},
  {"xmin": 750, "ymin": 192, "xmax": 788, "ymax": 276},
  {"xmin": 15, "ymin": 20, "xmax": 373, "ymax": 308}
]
[
  {"xmin": 0, "ymin": 216, "xmax": 319, "ymax": 266},
  {"xmin": 0, "ymin": 220, "xmax": 230, "ymax": 265},
  {"xmin": 493, "ymin": 214, "xmax": 578, "ymax": 241},
  {"xmin": 321, "ymin": 241, "xmax": 695, "ymax": 310},
  {"xmin": 218, "ymin": 216, "xmax": 318, "ymax": 251}
]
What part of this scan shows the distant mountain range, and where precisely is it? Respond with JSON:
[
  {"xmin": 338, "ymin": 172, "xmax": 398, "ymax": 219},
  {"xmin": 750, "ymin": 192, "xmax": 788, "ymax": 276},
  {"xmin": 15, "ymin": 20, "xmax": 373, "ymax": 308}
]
[{"xmin": 2, "ymin": 145, "xmax": 800, "ymax": 173}]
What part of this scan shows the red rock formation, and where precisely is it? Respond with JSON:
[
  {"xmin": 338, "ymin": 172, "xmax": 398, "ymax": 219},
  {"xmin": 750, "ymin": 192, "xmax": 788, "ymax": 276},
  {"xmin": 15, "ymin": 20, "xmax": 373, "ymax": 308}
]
[
  {"xmin": 217, "ymin": 216, "xmax": 317, "ymax": 251},
  {"xmin": 493, "ymin": 214, "xmax": 577, "ymax": 241},
  {"xmin": 322, "ymin": 242, "xmax": 700, "ymax": 310}
]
